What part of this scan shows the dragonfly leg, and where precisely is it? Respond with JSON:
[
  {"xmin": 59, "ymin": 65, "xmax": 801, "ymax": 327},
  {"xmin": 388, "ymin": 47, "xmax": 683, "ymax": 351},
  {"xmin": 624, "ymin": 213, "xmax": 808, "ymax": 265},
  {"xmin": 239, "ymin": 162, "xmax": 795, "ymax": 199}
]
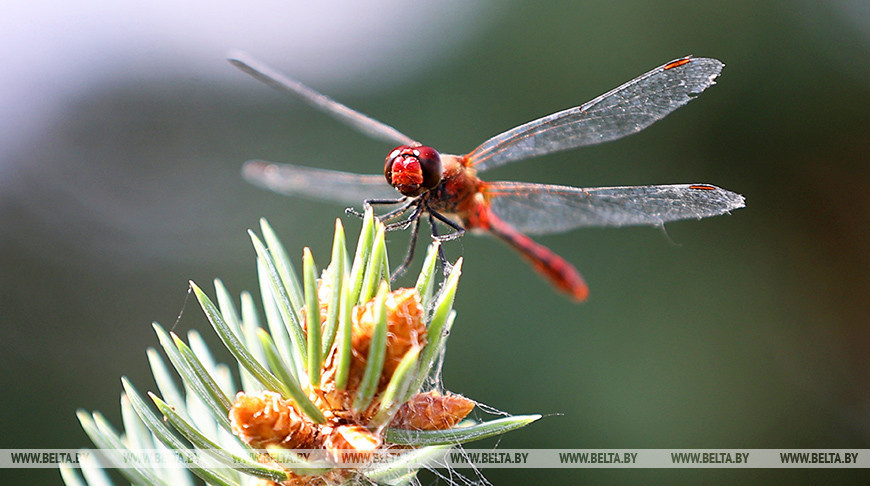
[
  {"xmin": 426, "ymin": 210, "xmax": 466, "ymax": 275},
  {"xmin": 363, "ymin": 197, "xmax": 409, "ymax": 208},
  {"xmin": 384, "ymin": 202, "xmax": 423, "ymax": 232},
  {"xmin": 390, "ymin": 214, "xmax": 422, "ymax": 280},
  {"xmin": 427, "ymin": 208, "xmax": 466, "ymax": 242},
  {"xmin": 345, "ymin": 207, "xmax": 365, "ymax": 218},
  {"xmin": 427, "ymin": 213, "xmax": 450, "ymax": 275},
  {"xmin": 346, "ymin": 197, "xmax": 410, "ymax": 220}
]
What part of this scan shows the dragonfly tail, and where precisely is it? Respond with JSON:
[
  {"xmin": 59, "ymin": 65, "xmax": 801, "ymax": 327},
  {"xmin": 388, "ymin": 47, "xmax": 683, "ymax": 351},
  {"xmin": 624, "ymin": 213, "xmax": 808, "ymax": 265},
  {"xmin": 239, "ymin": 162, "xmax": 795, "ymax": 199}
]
[{"xmin": 477, "ymin": 207, "xmax": 588, "ymax": 302}]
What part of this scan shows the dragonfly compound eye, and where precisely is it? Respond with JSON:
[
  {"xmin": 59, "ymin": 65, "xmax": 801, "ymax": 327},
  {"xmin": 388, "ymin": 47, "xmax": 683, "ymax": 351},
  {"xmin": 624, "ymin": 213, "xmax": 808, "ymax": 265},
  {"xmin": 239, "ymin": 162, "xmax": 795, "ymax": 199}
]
[{"xmin": 384, "ymin": 145, "xmax": 442, "ymax": 197}]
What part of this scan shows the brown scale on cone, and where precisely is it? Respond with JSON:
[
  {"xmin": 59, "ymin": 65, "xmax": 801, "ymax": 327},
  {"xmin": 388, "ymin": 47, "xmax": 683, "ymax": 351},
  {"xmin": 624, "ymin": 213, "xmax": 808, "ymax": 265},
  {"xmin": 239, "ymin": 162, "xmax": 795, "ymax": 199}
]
[
  {"xmin": 389, "ymin": 390, "xmax": 475, "ymax": 431},
  {"xmin": 321, "ymin": 424, "xmax": 382, "ymax": 463},
  {"xmin": 351, "ymin": 287, "xmax": 426, "ymax": 387},
  {"xmin": 229, "ymin": 391, "xmax": 319, "ymax": 449},
  {"xmin": 320, "ymin": 287, "xmax": 426, "ymax": 416},
  {"xmin": 229, "ymin": 287, "xmax": 474, "ymax": 485}
]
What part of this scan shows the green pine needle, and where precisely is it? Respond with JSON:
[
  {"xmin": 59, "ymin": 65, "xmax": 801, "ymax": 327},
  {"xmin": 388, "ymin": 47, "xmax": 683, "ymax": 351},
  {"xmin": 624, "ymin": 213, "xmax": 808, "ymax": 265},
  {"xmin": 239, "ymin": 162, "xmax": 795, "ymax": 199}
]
[
  {"xmin": 259, "ymin": 218, "xmax": 304, "ymax": 313},
  {"xmin": 303, "ymin": 247, "xmax": 322, "ymax": 386},
  {"xmin": 333, "ymin": 272, "xmax": 353, "ymax": 390},
  {"xmin": 385, "ymin": 414, "xmax": 543, "ymax": 446},
  {"xmin": 415, "ymin": 242, "xmax": 441, "ymax": 310},
  {"xmin": 256, "ymin": 259, "xmax": 303, "ymax": 381},
  {"xmin": 255, "ymin": 328, "xmax": 302, "ymax": 399},
  {"xmin": 250, "ymin": 231, "xmax": 307, "ymax": 365},
  {"xmin": 353, "ymin": 281, "xmax": 389, "ymax": 412},
  {"xmin": 321, "ymin": 219, "xmax": 346, "ymax": 359},
  {"xmin": 359, "ymin": 222, "xmax": 388, "ymax": 304},
  {"xmin": 371, "ymin": 346, "xmax": 421, "ymax": 427}
]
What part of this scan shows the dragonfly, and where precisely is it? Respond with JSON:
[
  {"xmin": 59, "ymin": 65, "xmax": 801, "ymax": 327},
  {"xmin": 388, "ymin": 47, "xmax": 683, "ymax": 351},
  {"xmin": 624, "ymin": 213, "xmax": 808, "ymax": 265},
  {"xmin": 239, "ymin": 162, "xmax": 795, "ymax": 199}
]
[{"xmin": 229, "ymin": 51, "xmax": 744, "ymax": 301}]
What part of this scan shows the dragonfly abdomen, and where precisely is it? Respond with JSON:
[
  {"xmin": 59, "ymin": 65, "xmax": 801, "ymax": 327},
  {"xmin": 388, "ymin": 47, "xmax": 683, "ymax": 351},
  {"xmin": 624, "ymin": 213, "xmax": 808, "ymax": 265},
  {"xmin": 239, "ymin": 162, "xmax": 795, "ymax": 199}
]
[{"xmin": 473, "ymin": 204, "xmax": 589, "ymax": 301}]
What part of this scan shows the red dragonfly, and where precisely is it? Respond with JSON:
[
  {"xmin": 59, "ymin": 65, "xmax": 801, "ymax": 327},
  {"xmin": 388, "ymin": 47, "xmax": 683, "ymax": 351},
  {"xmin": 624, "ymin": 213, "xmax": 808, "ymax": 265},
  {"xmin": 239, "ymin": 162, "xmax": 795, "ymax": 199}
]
[{"xmin": 229, "ymin": 52, "xmax": 744, "ymax": 301}]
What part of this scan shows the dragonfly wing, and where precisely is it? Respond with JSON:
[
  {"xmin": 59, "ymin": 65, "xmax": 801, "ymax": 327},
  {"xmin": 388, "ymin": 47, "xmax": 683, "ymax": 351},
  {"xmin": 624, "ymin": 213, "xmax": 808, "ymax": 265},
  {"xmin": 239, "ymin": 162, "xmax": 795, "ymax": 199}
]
[
  {"xmin": 484, "ymin": 181, "xmax": 744, "ymax": 235},
  {"xmin": 228, "ymin": 50, "xmax": 419, "ymax": 147},
  {"xmin": 466, "ymin": 57, "xmax": 724, "ymax": 172},
  {"xmin": 242, "ymin": 160, "xmax": 400, "ymax": 205}
]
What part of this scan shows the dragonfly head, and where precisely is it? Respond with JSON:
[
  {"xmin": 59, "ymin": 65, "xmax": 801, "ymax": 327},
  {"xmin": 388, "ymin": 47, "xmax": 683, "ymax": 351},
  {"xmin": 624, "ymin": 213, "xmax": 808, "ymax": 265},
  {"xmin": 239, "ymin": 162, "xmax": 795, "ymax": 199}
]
[{"xmin": 385, "ymin": 145, "xmax": 442, "ymax": 197}]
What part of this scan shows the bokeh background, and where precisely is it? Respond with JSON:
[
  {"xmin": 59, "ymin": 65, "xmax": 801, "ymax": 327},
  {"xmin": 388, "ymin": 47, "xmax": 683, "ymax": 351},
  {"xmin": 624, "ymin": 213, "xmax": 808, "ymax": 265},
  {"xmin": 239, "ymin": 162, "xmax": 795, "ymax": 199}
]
[{"xmin": 2, "ymin": 0, "xmax": 868, "ymax": 484}]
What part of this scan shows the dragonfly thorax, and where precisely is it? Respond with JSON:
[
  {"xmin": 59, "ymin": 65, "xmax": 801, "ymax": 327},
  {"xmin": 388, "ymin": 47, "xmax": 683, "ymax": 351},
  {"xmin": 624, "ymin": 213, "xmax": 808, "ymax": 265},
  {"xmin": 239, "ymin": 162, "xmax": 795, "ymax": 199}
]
[{"xmin": 384, "ymin": 145, "xmax": 442, "ymax": 197}]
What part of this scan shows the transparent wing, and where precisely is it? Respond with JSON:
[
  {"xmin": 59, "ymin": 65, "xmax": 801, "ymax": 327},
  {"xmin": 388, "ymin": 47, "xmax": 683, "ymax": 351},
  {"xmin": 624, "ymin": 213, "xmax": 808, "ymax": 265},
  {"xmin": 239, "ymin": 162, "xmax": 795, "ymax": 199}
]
[
  {"xmin": 228, "ymin": 50, "xmax": 419, "ymax": 147},
  {"xmin": 484, "ymin": 181, "xmax": 744, "ymax": 235},
  {"xmin": 466, "ymin": 57, "xmax": 724, "ymax": 172},
  {"xmin": 242, "ymin": 160, "xmax": 399, "ymax": 205}
]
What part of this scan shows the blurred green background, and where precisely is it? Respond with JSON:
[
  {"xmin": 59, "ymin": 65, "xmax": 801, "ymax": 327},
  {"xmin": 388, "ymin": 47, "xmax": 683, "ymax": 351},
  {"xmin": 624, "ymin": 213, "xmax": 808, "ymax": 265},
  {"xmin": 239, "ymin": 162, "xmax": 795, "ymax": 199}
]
[{"xmin": 2, "ymin": 0, "xmax": 868, "ymax": 484}]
